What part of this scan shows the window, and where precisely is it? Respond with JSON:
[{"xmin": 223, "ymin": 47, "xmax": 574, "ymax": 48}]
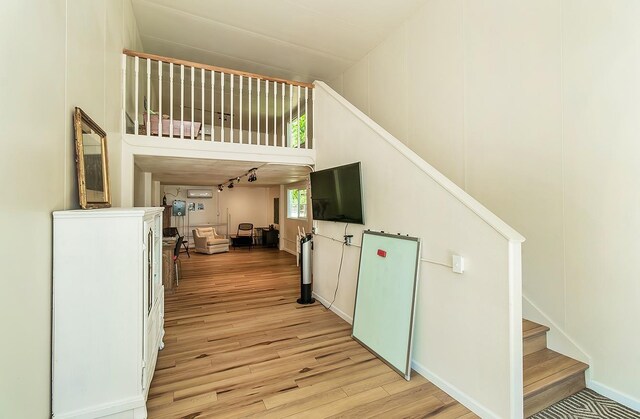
[
  {"xmin": 288, "ymin": 114, "xmax": 307, "ymax": 148},
  {"xmin": 288, "ymin": 188, "xmax": 307, "ymax": 219}
]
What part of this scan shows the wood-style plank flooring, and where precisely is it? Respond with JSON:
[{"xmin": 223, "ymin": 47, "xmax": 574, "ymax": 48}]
[{"xmin": 148, "ymin": 248, "xmax": 476, "ymax": 418}]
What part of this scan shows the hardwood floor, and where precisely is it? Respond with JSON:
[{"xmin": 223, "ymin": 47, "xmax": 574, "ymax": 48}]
[{"xmin": 148, "ymin": 248, "xmax": 475, "ymax": 418}]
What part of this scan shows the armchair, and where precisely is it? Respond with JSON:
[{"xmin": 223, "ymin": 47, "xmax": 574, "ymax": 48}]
[{"xmin": 192, "ymin": 227, "xmax": 229, "ymax": 254}]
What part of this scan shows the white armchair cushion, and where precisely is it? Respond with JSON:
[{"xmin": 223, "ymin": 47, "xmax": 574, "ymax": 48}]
[{"xmin": 193, "ymin": 227, "xmax": 229, "ymax": 254}]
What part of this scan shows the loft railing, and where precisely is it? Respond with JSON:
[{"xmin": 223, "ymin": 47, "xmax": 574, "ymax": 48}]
[{"xmin": 121, "ymin": 49, "xmax": 314, "ymax": 149}]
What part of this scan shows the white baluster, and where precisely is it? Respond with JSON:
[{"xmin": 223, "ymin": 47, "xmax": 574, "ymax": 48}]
[
  {"xmin": 257, "ymin": 80, "xmax": 261, "ymax": 145},
  {"xmin": 273, "ymin": 81, "xmax": 277, "ymax": 146},
  {"xmin": 134, "ymin": 56, "xmax": 139, "ymax": 135},
  {"xmin": 265, "ymin": 80, "xmax": 269, "ymax": 146},
  {"xmin": 230, "ymin": 75, "xmax": 234, "ymax": 143},
  {"xmin": 304, "ymin": 86, "xmax": 308, "ymax": 149},
  {"xmin": 211, "ymin": 70, "xmax": 216, "ymax": 141},
  {"xmin": 180, "ymin": 64, "xmax": 184, "ymax": 139},
  {"xmin": 190, "ymin": 66, "xmax": 195, "ymax": 140},
  {"xmin": 312, "ymin": 88, "xmax": 315, "ymax": 149},
  {"xmin": 297, "ymin": 86, "xmax": 301, "ymax": 148},
  {"xmin": 169, "ymin": 63, "xmax": 174, "ymax": 139},
  {"xmin": 201, "ymin": 68, "xmax": 205, "ymax": 140},
  {"xmin": 121, "ymin": 55, "xmax": 126, "ymax": 135},
  {"xmin": 146, "ymin": 58, "xmax": 151, "ymax": 137},
  {"xmin": 289, "ymin": 84, "xmax": 293, "ymax": 147},
  {"xmin": 220, "ymin": 72, "xmax": 225, "ymax": 142},
  {"xmin": 239, "ymin": 76, "xmax": 243, "ymax": 144},
  {"xmin": 281, "ymin": 83, "xmax": 285, "ymax": 147},
  {"xmin": 158, "ymin": 60, "xmax": 162, "ymax": 137},
  {"xmin": 248, "ymin": 77, "xmax": 252, "ymax": 144}
]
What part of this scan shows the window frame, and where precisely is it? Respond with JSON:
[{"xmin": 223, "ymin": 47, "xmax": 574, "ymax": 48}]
[{"xmin": 287, "ymin": 188, "xmax": 308, "ymax": 220}]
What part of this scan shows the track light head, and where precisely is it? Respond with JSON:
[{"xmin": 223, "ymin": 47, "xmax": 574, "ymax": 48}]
[
  {"xmin": 247, "ymin": 168, "xmax": 258, "ymax": 182},
  {"xmin": 217, "ymin": 185, "xmax": 223, "ymax": 192},
  {"xmin": 228, "ymin": 182, "xmax": 234, "ymax": 189}
]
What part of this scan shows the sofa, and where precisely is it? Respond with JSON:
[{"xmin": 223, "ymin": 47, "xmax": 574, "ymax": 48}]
[{"xmin": 192, "ymin": 227, "xmax": 229, "ymax": 254}]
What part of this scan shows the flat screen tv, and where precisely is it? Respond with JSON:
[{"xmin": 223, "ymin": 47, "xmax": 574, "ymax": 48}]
[{"xmin": 310, "ymin": 162, "xmax": 364, "ymax": 224}]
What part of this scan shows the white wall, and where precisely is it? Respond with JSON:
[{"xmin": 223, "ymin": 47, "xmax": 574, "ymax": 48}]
[
  {"xmin": 163, "ymin": 181, "xmax": 311, "ymax": 253},
  {"xmin": 266, "ymin": 186, "xmax": 281, "ymax": 229},
  {"xmin": 561, "ymin": 1, "xmax": 640, "ymax": 406},
  {"xmin": 220, "ymin": 186, "xmax": 270, "ymax": 234},
  {"xmin": 67, "ymin": 0, "xmax": 143, "ymax": 208},
  {"xmin": 160, "ymin": 184, "xmax": 286, "ymax": 248},
  {"xmin": 161, "ymin": 185, "xmax": 222, "ymax": 241},
  {"xmin": 0, "ymin": 1, "xmax": 142, "ymax": 416},
  {"xmin": 330, "ymin": 0, "xmax": 640, "ymax": 407},
  {"xmin": 151, "ymin": 180, "xmax": 161, "ymax": 206},
  {"xmin": 133, "ymin": 164, "xmax": 151, "ymax": 207},
  {"xmin": 313, "ymin": 83, "xmax": 524, "ymax": 418},
  {"xmin": 0, "ymin": 2, "xmax": 65, "ymax": 417}
]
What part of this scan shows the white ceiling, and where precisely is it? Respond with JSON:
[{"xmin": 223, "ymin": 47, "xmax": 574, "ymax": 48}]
[
  {"xmin": 131, "ymin": 0, "xmax": 426, "ymax": 83},
  {"xmin": 135, "ymin": 155, "xmax": 311, "ymax": 187}
]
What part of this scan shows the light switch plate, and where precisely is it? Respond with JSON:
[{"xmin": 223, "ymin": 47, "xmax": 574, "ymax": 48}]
[{"xmin": 452, "ymin": 255, "xmax": 464, "ymax": 274}]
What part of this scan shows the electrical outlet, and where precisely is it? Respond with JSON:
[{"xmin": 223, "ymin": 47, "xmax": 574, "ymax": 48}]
[{"xmin": 452, "ymin": 255, "xmax": 464, "ymax": 274}]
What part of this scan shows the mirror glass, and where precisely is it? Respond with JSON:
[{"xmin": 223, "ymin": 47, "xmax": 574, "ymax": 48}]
[
  {"xmin": 74, "ymin": 107, "xmax": 110, "ymax": 209},
  {"xmin": 82, "ymin": 121, "xmax": 106, "ymax": 202}
]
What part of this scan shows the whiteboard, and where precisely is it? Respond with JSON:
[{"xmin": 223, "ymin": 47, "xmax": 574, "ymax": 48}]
[{"xmin": 352, "ymin": 231, "xmax": 421, "ymax": 380}]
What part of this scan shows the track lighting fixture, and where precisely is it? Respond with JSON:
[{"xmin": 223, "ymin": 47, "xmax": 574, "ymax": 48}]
[{"xmin": 218, "ymin": 167, "xmax": 260, "ymax": 190}]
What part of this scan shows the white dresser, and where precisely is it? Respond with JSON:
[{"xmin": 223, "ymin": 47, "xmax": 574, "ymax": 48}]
[{"xmin": 52, "ymin": 208, "xmax": 165, "ymax": 419}]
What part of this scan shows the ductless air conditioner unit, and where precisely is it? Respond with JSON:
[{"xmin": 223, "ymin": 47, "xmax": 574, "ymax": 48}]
[{"xmin": 187, "ymin": 189, "xmax": 213, "ymax": 199}]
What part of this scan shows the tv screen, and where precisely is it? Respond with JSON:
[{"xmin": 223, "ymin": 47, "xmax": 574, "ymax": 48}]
[{"xmin": 310, "ymin": 162, "xmax": 364, "ymax": 224}]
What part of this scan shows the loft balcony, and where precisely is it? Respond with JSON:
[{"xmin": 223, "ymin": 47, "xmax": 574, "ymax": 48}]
[{"xmin": 121, "ymin": 49, "xmax": 315, "ymax": 162}]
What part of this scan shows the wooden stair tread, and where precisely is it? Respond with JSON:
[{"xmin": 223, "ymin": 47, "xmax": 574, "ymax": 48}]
[
  {"xmin": 523, "ymin": 348, "xmax": 588, "ymax": 399},
  {"xmin": 522, "ymin": 319, "xmax": 550, "ymax": 340}
]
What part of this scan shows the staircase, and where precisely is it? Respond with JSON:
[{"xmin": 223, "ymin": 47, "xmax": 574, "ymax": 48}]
[{"xmin": 523, "ymin": 319, "xmax": 589, "ymax": 417}]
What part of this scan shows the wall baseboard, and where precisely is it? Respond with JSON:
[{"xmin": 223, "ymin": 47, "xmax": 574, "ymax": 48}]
[
  {"xmin": 282, "ymin": 247, "xmax": 297, "ymax": 257},
  {"xmin": 587, "ymin": 379, "xmax": 640, "ymax": 412},
  {"xmin": 411, "ymin": 360, "xmax": 499, "ymax": 419},
  {"xmin": 312, "ymin": 291, "xmax": 502, "ymax": 418},
  {"xmin": 312, "ymin": 292, "xmax": 353, "ymax": 325},
  {"xmin": 53, "ymin": 394, "xmax": 146, "ymax": 419},
  {"xmin": 313, "ymin": 290, "xmax": 500, "ymax": 417}
]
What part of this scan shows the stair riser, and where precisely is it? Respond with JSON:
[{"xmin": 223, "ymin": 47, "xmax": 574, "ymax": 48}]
[
  {"xmin": 524, "ymin": 333, "xmax": 547, "ymax": 356},
  {"xmin": 524, "ymin": 374, "xmax": 585, "ymax": 417}
]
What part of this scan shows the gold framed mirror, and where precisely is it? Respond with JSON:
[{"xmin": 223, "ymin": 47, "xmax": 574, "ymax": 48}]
[{"xmin": 73, "ymin": 107, "xmax": 111, "ymax": 209}]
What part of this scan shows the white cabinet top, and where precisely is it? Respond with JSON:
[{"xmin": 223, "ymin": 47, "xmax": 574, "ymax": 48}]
[{"xmin": 53, "ymin": 207, "xmax": 164, "ymax": 219}]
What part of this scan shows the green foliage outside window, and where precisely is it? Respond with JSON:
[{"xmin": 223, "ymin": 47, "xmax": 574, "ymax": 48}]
[
  {"xmin": 288, "ymin": 188, "xmax": 307, "ymax": 218},
  {"xmin": 289, "ymin": 114, "xmax": 307, "ymax": 148}
]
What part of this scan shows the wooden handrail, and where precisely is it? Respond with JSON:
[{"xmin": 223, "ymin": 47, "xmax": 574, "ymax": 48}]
[{"xmin": 123, "ymin": 49, "xmax": 314, "ymax": 89}]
